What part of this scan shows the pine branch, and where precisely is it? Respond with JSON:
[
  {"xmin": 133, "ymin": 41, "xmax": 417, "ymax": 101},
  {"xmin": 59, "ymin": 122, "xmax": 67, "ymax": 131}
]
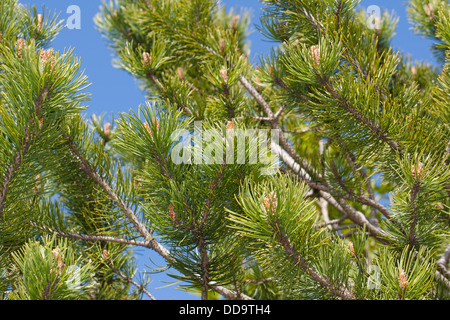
[
  {"xmin": 104, "ymin": 255, "xmax": 156, "ymax": 300},
  {"xmin": 273, "ymin": 142, "xmax": 385, "ymax": 240},
  {"xmin": 408, "ymin": 180, "xmax": 421, "ymax": 251},
  {"xmin": 48, "ymin": 138, "xmax": 253, "ymax": 300},
  {"xmin": 146, "ymin": 70, "xmax": 194, "ymax": 116},
  {"xmin": 319, "ymin": 74, "xmax": 402, "ymax": 153},
  {"xmin": 0, "ymin": 84, "xmax": 50, "ymax": 218},
  {"xmin": 268, "ymin": 213, "xmax": 356, "ymax": 300},
  {"xmin": 437, "ymin": 245, "xmax": 450, "ymax": 281},
  {"xmin": 239, "ymin": 75, "xmax": 317, "ymax": 176}
]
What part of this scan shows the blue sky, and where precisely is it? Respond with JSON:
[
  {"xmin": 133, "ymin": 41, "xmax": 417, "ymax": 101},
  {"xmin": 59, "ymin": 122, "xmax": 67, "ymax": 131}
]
[{"xmin": 18, "ymin": 0, "xmax": 440, "ymax": 300}]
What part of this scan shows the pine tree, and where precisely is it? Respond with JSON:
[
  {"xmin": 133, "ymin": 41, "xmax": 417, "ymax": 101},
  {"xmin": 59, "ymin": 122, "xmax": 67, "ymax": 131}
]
[{"xmin": 1, "ymin": 0, "xmax": 449, "ymax": 300}]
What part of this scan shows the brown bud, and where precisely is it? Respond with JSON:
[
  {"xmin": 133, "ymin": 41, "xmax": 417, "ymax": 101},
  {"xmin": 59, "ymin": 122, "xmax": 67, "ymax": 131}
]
[
  {"xmin": 143, "ymin": 121, "xmax": 159, "ymax": 140},
  {"xmin": 310, "ymin": 45, "xmax": 320, "ymax": 66},
  {"xmin": 102, "ymin": 249, "xmax": 108, "ymax": 259},
  {"xmin": 52, "ymin": 247, "xmax": 61, "ymax": 260},
  {"xmin": 177, "ymin": 67, "xmax": 185, "ymax": 81},
  {"xmin": 104, "ymin": 122, "xmax": 111, "ymax": 138},
  {"xmin": 219, "ymin": 38, "xmax": 226, "ymax": 53},
  {"xmin": 220, "ymin": 68, "xmax": 228, "ymax": 83},
  {"xmin": 424, "ymin": 3, "xmax": 435, "ymax": 19},
  {"xmin": 411, "ymin": 162, "xmax": 424, "ymax": 180},
  {"xmin": 168, "ymin": 204, "xmax": 176, "ymax": 221},
  {"xmin": 142, "ymin": 52, "xmax": 151, "ymax": 66},
  {"xmin": 39, "ymin": 49, "xmax": 56, "ymax": 71},
  {"xmin": 37, "ymin": 14, "xmax": 43, "ymax": 31},
  {"xmin": 399, "ymin": 269, "xmax": 408, "ymax": 290},
  {"xmin": 347, "ymin": 241, "xmax": 356, "ymax": 257},
  {"xmin": 16, "ymin": 38, "xmax": 25, "ymax": 58},
  {"xmin": 263, "ymin": 191, "xmax": 278, "ymax": 215},
  {"xmin": 230, "ymin": 15, "xmax": 239, "ymax": 30},
  {"xmin": 38, "ymin": 117, "xmax": 44, "ymax": 131}
]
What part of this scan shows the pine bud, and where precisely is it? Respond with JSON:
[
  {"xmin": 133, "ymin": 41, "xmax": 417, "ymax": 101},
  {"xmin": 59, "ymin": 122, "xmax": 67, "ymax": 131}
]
[
  {"xmin": 268, "ymin": 65, "xmax": 274, "ymax": 77},
  {"xmin": 219, "ymin": 38, "xmax": 226, "ymax": 53},
  {"xmin": 52, "ymin": 247, "xmax": 61, "ymax": 260},
  {"xmin": 168, "ymin": 204, "xmax": 176, "ymax": 221},
  {"xmin": 38, "ymin": 117, "xmax": 44, "ymax": 131},
  {"xmin": 347, "ymin": 241, "xmax": 356, "ymax": 257},
  {"xmin": 34, "ymin": 173, "xmax": 42, "ymax": 192},
  {"xmin": 37, "ymin": 14, "xmax": 43, "ymax": 31},
  {"xmin": 230, "ymin": 15, "xmax": 239, "ymax": 30},
  {"xmin": 310, "ymin": 45, "xmax": 320, "ymax": 67},
  {"xmin": 143, "ymin": 121, "xmax": 159, "ymax": 140},
  {"xmin": 177, "ymin": 67, "xmax": 185, "ymax": 81},
  {"xmin": 104, "ymin": 122, "xmax": 111, "ymax": 138},
  {"xmin": 39, "ymin": 49, "xmax": 55, "ymax": 71},
  {"xmin": 411, "ymin": 66, "xmax": 417, "ymax": 77},
  {"xmin": 263, "ymin": 191, "xmax": 278, "ymax": 215},
  {"xmin": 398, "ymin": 269, "xmax": 408, "ymax": 290},
  {"xmin": 220, "ymin": 68, "xmax": 228, "ymax": 83},
  {"xmin": 411, "ymin": 162, "xmax": 424, "ymax": 180},
  {"xmin": 50, "ymin": 247, "xmax": 64, "ymax": 276},
  {"xmin": 142, "ymin": 52, "xmax": 151, "ymax": 67},
  {"xmin": 16, "ymin": 38, "xmax": 25, "ymax": 58},
  {"xmin": 424, "ymin": 3, "xmax": 435, "ymax": 19},
  {"xmin": 226, "ymin": 120, "xmax": 234, "ymax": 130},
  {"xmin": 102, "ymin": 249, "xmax": 108, "ymax": 259}
]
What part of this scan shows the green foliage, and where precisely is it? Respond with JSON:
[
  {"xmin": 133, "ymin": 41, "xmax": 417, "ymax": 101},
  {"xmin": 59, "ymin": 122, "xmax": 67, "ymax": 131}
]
[
  {"xmin": 0, "ymin": 0, "xmax": 449, "ymax": 300},
  {"xmin": 8, "ymin": 236, "xmax": 94, "ymax": 300}
]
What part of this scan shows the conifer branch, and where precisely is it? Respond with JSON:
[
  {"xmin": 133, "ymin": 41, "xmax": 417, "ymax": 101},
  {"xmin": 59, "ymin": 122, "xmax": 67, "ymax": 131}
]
[
  {"xmin": 239, "ymin": 75, "xmax": 318, "ymax": 176},
  {"xmin": 104, "ymin": 255, "xmax": 156, "ymax": 300},
  {"xmin": 408, "ymin": 180, "xmax": 421, "ymax": 251},
  {"xmin": 319, "ymin": 74, "xmax": 402, "ymax": 153},
  {"xmin": 269, "ymin": 214, "xmax": 355, "ymax": 300},
  {"xmin": 146, "ymin": 70, "xmax": 194, "ymax": 116},
  {"xmin": 437, "ymin": 245, "xmax": 450, "ymax": 281},
  {"xmin": 0, "ymin": 84, "xmax": 50, "ymax": 218}
]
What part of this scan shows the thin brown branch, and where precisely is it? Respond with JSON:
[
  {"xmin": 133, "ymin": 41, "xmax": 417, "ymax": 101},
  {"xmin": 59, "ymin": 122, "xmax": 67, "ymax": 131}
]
[
  {"xmin": 146, "ymin": 70, "xmax": 194, "ymax": 116},
  {"xmin": 269, "ymin": 216, "xmax": 355, "ymax": 300},
  {"xmin": 319, "ymin": 74, "xmax": 402, "ymax": 153},
  {"xmin": 437, "ymin": 245, "xmax": 450, "ymax": 281},
  {"xmin": 0, "ymin": 85, "xmax": 50, "ymax": 218},
  {"xmin": 104, "ymin": 256, "xmax": 156, "ymax": 300},
  {"xmin": 408, "ymin": 180, "xmax": 421, "ymax": 251}
]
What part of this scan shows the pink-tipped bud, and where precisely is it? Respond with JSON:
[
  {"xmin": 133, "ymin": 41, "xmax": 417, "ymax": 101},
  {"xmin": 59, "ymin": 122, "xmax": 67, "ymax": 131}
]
[
  {"xmin": 177, "ymin": 67, "xmax": 185, "ymax": 81},
  {"xmin": 424, "ymin": 3, "xmax": 435, "ymax": 19},
  {"xmin": 142, "ymin": 52, "xmax": 151, "ymax": 66},
  {"xmin": 143, "ymin": 121, "xmax": 159, "ymax": 140},
  {"xmin": 16, "ymin": 38, "xmax": 25, "ymax": 58},
  {"xmin": 347, "ymin": 241, "xmax": 356, "ymax": 257},
  {"xmin": 399, "ymin": 269, "xmax": 408, "ymax": 290},
  {"xmin": 220, "ymin": 38, "xmax": 226, "ymax": 53},
  {"xmin": 104, "ymin": 122, "xmax": 111, "ymax": 138},
  {"xmin": 263, "ymin": 191, "xmax": 278, "ymax": 215},
  {"xmin": 37, "ymin": 14, "xmax": 43, "ymax": 31},
  {"xmin": 411, "ymin": 162, "xmax": 424, "ymax": 180},
  {"xmin": 168, "ymin": 204, "xmax": 176, "ymax": 221},
  {"xmin": 310, "ymin": 45, "xmax": 320, "ymax": 66},
  {"xmin": 220, "ymin": 68, "xmax": 228, "ymax": 83},
  {"xmin": 230, "ymin": 15, "xmax": 239, "ymax": 30}
]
